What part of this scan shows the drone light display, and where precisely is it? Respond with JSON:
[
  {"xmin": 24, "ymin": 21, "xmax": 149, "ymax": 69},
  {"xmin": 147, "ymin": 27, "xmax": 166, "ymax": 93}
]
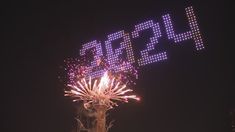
[{"xmin": 79, "ymin": 6, "xmax": 204, "ymax": 79}]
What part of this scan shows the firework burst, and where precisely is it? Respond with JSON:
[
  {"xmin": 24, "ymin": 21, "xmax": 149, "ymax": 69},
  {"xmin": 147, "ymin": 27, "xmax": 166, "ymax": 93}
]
[{"xmin": 65, "ymin": 71, "xmax": 140, "ymax": 110}]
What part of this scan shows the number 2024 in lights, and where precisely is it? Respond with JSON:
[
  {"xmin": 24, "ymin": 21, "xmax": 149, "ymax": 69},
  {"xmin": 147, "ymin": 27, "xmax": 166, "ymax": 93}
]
[{"xmin": 80, "ymin": 6, "xmax": 205, "ymax": 78}]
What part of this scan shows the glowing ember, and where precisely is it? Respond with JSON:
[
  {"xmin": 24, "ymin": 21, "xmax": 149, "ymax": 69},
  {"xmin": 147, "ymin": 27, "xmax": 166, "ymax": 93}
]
[{"xmin": 65, "ymin": 71, "xmax": 140, "ymax": 109}]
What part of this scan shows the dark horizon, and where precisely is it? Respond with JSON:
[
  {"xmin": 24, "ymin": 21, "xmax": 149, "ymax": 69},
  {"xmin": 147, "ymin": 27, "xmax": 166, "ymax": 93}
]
[{"xmin": 3, "ymin": 0, "xmax": 234, "ymax": 132}]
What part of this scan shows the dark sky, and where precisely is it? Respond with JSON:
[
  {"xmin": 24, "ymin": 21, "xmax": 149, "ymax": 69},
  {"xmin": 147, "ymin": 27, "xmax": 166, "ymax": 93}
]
[{"xmin": 2, "ymin": 0, "xmax": 234, "ymax": 132}]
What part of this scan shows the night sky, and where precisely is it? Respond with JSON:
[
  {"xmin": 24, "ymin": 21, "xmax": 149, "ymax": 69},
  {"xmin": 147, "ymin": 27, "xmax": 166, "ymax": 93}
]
[{"xmin": 2, "ymin": 0, "xmax": 234, "ymax": 132}]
